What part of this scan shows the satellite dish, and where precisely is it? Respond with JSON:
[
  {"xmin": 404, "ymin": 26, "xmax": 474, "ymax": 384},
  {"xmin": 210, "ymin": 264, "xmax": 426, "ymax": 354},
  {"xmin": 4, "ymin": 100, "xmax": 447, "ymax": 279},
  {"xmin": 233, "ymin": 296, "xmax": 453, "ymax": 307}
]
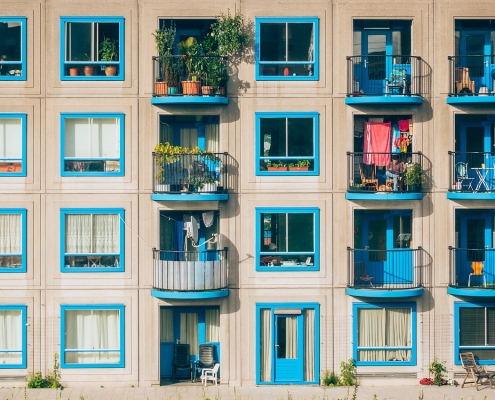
[{"xmin": 190, "ymin": 216, "xmax": 199, "ymax": 243}]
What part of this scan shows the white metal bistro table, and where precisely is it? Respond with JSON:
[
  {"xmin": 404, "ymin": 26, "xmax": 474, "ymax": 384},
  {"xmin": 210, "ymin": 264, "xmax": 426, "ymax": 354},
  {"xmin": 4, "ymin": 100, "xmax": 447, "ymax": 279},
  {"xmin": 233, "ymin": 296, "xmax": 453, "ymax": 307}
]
[{"xmin": 472, "ymin": 167, "xmax": 495, "ymax": 192}]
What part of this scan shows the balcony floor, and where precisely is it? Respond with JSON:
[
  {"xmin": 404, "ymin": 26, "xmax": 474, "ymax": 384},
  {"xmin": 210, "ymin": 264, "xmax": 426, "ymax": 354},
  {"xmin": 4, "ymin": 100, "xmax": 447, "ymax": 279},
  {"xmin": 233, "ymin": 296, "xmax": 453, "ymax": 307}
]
[
  {"xmin": 448, "ymin": 286, "xmax": 495, "ymax": 297},
  {"xmin": 151, "ymin": 288, "xmax": 229, "ymax": 300},
  {"xmin": 346, "ymin": 192, "xmax": 423, "ymax": 201},
  {"xmin": 345, "ymin": 96, "xmax": 423, "ymax": 105},
  {"xmin": 346, "ymin": 286, "xmax": 424, "ymax": 298},
  {"xmin": 151, "ymin": 96, "xmax": 229, "ymax": 105}
]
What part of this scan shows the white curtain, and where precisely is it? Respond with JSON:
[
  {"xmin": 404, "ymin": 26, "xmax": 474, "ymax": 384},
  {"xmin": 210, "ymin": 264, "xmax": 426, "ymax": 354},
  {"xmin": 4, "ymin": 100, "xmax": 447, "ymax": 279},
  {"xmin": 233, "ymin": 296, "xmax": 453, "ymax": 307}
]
[
  {"xmin": 303, "ymin": 309, "xmax": 315, "ymax": 381},
  {"xmin": 159, "ymin": 123, "xmax": 173, "ymax": 144},
  {"xmin": 285, "ymin": 317, "xmax": 298, "ymax": 358},
  {"xmin": 65, "ymin": 214, "xmax": 119, "ymax": 254},
  {"xmin": 260, "ymin": 309, "xmax": 272, "ymax": 382},
  {"xmin": 160, "ymin": 308, "xmax": 174, "ymax": 343},
  {"xmin": 180, "ymin": 313, "xmax": 198, "ymax": 355},
  {"xmin": 205, "ymin": 124, "xmax": 219, "ymax": 152},
  {"xmin": 180, "ymin": 128, "xmax": 198, "ymax": 149},
  {"xmin": 205, "ymin": 309, "xmax": 220, "ymax": 342},
  {"xmin": 65, "ymin": 118, "xmax": 119, "ymax": 158},
  {"xmin": 0, "ymin": 310, "xmax": 22, "ymax": 364},
  {"xmin": 0, "ymin": 214, "xmax": 22, "ymax": 254},
  {"xmin": 65, "ymin": 309, "xmax": 120, "ymax": 364},
  {"xmin": 385, "ymin": 308, "xmax": 412, "ymax": 361},
  {"xmin": 0, "ymin": 118, "xmax": 22, "ymax": 159}
]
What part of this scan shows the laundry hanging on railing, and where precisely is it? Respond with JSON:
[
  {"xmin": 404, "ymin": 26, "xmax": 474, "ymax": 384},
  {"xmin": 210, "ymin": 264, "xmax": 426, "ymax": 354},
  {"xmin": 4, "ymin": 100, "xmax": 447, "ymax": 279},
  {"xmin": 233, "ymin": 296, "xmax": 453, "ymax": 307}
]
[{"xmin": 363, "ymin": 122, "xmax": 391, "ymax": 166}]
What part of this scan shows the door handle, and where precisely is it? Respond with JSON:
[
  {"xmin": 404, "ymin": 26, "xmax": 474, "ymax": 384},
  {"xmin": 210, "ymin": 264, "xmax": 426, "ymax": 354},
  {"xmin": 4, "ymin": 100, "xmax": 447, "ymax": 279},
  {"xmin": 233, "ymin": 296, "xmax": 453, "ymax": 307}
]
[
  {"xmin": 364, "ymin": 60, "xmax": 368, "ymax": 68},
  {"xmin": 485, "ymin": 61, "xmax": 489, "ymax": 67}
]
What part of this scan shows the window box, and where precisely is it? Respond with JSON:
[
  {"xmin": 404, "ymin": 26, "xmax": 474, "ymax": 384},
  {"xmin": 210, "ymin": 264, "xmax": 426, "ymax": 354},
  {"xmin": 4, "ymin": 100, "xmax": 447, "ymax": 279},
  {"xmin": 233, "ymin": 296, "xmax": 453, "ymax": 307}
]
[
  {"xmin": 0, "ymin": 305, "xmax": 27, "ymax": 368},
  {"xmin": 0, "ymin": 17, "xmax": 26, "ymax": 81},
  {"xmin": 0, "ymin": 209, "xmax": 27, "ymax": 273},
  {"xmin": 60, "ymin": 113, "xmax": 124, "ymax": 176},
  {"xmin": 60, "ymin": 304, "xmax": 124, "ymax": 368},
  {"xmin": 0, "ymin": 113, "xmax": 27, "ymax": 177},
  {"xmin": 60, "ymin": 17, "xmax": 124, "ymax": 81},
  {"xmin": 256, "ymin": 17, "xmax": 319, "ymax": 81},
  {"xmin": 256, "ymin": 207, "xmax": 319, "ymax": 271},
  {"xmin": 60, "ymin": 208, "xmax": 125, "ymax": 272},
  {"xmin": 256, "ymin": 112, "xmax": 319, "ymax": 176}
]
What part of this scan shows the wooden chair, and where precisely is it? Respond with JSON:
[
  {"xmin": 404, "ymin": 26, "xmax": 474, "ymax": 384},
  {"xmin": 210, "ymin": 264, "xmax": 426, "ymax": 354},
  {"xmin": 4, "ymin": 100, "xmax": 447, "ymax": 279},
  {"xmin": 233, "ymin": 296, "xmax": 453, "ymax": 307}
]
[
  {"xmin": 460, "ymin": 352, "xmax": 494, "ymax": 390},
  {"xmin": 354, "ymin": 261, "xmax": 374, "ymax": 287},
  {"xmin": 359, "ymin": 163, "xmax": 378, "ymax": 191},
  {"xmin": 455, "ymin": 67, "xmax": 475, "ymax": 95}
]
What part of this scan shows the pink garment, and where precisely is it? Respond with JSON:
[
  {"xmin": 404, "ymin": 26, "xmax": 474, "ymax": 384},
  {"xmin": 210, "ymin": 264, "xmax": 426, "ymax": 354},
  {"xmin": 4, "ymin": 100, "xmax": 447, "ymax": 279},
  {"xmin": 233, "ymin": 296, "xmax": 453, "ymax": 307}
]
[
  {"xmin": 398, "ymin": 119, "xmax": 409, "ymax": 131},
  {"xmin": 363, "ymin": 122, "xmax": 391, "ymax": 166}
]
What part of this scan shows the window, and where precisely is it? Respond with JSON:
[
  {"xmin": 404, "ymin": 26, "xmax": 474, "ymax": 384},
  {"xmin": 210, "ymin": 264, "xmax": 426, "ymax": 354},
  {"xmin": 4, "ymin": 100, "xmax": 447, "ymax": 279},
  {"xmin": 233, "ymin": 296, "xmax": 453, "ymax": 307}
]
[
  {"xmin": 60, "ymin": 17, "xmax": 124, "ymax": 80},
  {"xmin": 60, "ymin": 209, "xmax": 124, "ymax": 272},
  {"xmin": 61, "ymin": 113, "xmax": 124, "ymax": 176},
  {"xmin": 60, "ymin": 304, "xmax": 124, "ymax": 368},
  {"xmin": 353, "ymin": 303, "xmax": 416, "ymax": 366},
  {"xmin": 256, "ymin": 207, "xmax": 319, "ymax": 271},
  {"xmin": 0, "ymin": 113, "xmax": 27, "ymax": 176},
  {"xmin": 256, "ymin": 112, "xmax": 318, "ymax": 175},
  {"xmin": 256, "ymin": 17, "xmax": 319, "ymax": 80},
  {"xmin": 0, "ymin": 17, "xmax": 26, "ymax": 80},
  {"xmin": 0, "ymin": 209, "xmax": 27, "ymax": 273},
  {"xmin": 256, "ymin": 303, "xmax": 319, "ymax": 384},
  {"xmin": 455, "ymin": 302, "xmax": 495, "ymax": 365},
  {"xmin": 0, "ymin": 305, "xmax": 27, "ymax": 368}
]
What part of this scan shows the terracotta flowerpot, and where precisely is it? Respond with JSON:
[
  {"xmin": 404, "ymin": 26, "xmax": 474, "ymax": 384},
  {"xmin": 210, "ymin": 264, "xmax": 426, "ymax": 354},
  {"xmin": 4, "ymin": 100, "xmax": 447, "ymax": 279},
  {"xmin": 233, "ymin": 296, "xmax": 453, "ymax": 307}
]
[
  {"xmin": 215, "ymin": 87, "xmax": 226, "ymax": 96},
  {"xmin": 105, "ymin": 66, "xmax": 118, "ymax": 76},
  {"xmin": 202, "ymin": 85, "xmax": 214, "ymax": 96},
  {"xmin": 84, "ymin": 66, "xmax": 95, "ymax": 76},
  {"xmin": 267, "ymin": 166, "xmax": 287, "ymax": 171},
  {"xmin": 155, "ymin": 82, "xmax": 168, "ymax": 96},
  {"xmin": 182, "ymin": 80, "xmax": 201, "ymax": 95},
  {"xmin": 69, "ymin": 67, "xmax": 79, "ymax": 76},
  {"xmin": 288, "ymin": 166, "xmax": 309, "ymax": 171}
]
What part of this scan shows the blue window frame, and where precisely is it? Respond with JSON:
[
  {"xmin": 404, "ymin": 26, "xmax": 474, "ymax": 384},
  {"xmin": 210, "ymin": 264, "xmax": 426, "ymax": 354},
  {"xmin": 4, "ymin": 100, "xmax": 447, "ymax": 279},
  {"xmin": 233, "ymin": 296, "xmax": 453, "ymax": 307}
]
[
  {"xmin": 60, "ymin": 113, "xmax": 124, "ymax": 176},
  {"xmin": 0, "ymin": 17, "xmax": 26, "ymax": 81},
  {"xmin": 353, "ymin": 302, "xmax": 416, "ymax": 366},
  {"xmin": 255, "ymin": 17, "xmax": 319, "ymax": 81},
  {"xmin": 256, "ymin": 302, "xmax": 320, "ymax": 384},
  {"xmin": 60, "ymin": 304, "xmax": 125, "ymax": 368},
  {"xmin": 255, "ymin": 112, "xmax": 319, "ymax": 176},
  {"xmin": 0, "ymin": 305, "xmax": 27, "ymax": 368},
  {"xmin": 0, "ymin": 113, "xmax": 27, "ymax": 177},
  {"xmin": 0, "ymin": 209, "xmax": 27, "ymax": 273},
  {"xmin": 454, "ymin": 302, "xmax": 495, "ymax": 365},
  {"xmin": 60, "ymin": 17, "xmax": 124, "ymax": 80},
  {"xmin": 60, "ymin": 208, "xmax": 124, "ymax": 272},
  {"xmin": 256, "ymin": 207, "xmax": 319, "ymax": 271}
]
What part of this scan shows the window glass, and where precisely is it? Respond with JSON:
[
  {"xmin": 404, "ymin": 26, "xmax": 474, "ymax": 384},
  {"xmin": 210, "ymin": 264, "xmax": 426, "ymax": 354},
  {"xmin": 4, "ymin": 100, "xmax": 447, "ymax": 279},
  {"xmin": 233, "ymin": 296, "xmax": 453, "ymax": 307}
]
[
  {"xmin": 0, "ymin": 117, "xmax": 23, "ymax": 174},
  {"xmin": 0, "ymin": 309, "xmax": 23, "ymax": 365},
  {"xmin": 0, "ymin": 19, "xmax": 25, "ymax": 79},
  {"xmin": 0, "ymin": 214, "xmax": 22, "ymax": 269},
  {"xmin": 459, "ymin": 306, "xmax": 495, "ymax": 361}
]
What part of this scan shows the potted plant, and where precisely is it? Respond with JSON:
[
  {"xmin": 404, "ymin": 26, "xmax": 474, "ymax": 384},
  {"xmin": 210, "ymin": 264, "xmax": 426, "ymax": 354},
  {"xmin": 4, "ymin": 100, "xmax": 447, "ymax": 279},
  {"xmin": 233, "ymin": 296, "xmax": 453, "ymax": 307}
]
[
  {"xmin": 288, "ymin": 159, "xmax": 310, "ymax": 171},
  {"xmin": 153, "ymin": 23, "xmax": 177, "ymax": 96},
  {"xmin": 191, "ymin": 172, "xmax": 219, "ymax": 192},
  {"xmin": 403, "ymin": 162, "xmax": 425, "ymax": 192},
  {"xmin": 267, "ymin": 160, "xmax": 287, "ymax": 171},
  {"xmin": 178, "ymin": 36, "xmax": 201, "ymax": 95},
  {"xmin": 99, "ymin": 38, "xmax": 119, "ymax": 76}
]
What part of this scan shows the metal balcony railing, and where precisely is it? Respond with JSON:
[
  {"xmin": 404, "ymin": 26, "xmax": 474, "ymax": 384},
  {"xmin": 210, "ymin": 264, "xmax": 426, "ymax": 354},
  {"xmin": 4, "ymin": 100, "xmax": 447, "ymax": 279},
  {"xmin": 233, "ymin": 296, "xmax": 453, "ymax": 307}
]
[
  {"xmin": 152, "ymin": 152, "xmax": 234, "ymax": 194},
  {"xmin": 348, "ymin": 247, "xmax": 424, "ymax": 289},
  {"xmin": 448, "ymin": 151, "xmax": 495, "ymax": 193},
  {"xmin": 346, "ymin": 55, "xmax": 424, "ymax": 97},
  {"xmin": 152, "ymin": 55, "xmax": 228, "ymax": 97},
  {"xmin": 152, "ymin": 248, "xmax": 228, "ymax": 292},
  {"xmin": 347, "ymin": 152, "xmax": 425, "ymax": 193},
  {"xmin": 448, "ymin": 55, "xmax": 495, "ymax": 96},
  {"xmin": 449, "ymin": 247, "xmax": 495, "ymax": 288}
]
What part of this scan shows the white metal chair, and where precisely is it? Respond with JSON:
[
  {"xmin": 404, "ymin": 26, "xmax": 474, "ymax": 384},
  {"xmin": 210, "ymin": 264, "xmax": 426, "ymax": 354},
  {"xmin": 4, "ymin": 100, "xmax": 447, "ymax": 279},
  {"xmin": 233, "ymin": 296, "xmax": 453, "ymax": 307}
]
[
  {"xmin": 456, "ymin": 162, "xmax": 474, "ymax": 191},
  {"xmin": 200, "ymin": 363, "xmax": 220, "ymax": 386}
]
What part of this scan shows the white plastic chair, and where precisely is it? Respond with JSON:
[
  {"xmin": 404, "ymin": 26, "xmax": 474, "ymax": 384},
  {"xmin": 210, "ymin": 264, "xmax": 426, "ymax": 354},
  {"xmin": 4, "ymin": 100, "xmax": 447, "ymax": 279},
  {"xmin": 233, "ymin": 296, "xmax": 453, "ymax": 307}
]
[{"xmin": 200, "ymin": 363, "xmax": 220, "ymax": 386}]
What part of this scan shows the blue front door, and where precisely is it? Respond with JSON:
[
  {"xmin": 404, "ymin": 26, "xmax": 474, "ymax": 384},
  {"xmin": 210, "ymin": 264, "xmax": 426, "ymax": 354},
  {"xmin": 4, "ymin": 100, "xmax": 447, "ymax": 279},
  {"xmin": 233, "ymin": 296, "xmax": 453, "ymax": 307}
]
[
  {"xmin": 274, "ymin": 314, "xmax": 303, "ymax": 382},
  {"xmin": 460, "ymin": 31, "xmax": 493, "ymax": 91}
]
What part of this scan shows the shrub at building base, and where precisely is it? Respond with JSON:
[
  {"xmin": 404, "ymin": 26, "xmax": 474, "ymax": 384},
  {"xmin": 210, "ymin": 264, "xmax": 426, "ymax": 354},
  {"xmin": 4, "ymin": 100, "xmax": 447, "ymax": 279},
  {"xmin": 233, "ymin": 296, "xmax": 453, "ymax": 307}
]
[{"xmin": 27, "ymin": 353, "xmax": 62, "ymax": 388}]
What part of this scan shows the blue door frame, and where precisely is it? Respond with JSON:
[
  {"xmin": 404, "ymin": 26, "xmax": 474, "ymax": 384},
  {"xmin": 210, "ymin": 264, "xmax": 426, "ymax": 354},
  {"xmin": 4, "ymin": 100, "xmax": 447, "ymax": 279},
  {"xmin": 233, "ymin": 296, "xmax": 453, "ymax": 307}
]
[
  {"xmin": 460, "ymin": 30, "xmax": 493, "ymax": 91},
  {"xmin": 274, "ymin": 314, "xmax": 304, "ymax": 383}
]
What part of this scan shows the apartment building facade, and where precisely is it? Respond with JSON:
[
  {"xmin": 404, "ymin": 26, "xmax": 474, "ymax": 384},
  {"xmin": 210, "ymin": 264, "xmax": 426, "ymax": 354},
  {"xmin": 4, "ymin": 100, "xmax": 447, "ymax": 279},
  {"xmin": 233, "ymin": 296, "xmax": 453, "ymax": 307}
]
[{"xmin": 0, "ymin": 0, "xmax": 494, "ymax": 388}]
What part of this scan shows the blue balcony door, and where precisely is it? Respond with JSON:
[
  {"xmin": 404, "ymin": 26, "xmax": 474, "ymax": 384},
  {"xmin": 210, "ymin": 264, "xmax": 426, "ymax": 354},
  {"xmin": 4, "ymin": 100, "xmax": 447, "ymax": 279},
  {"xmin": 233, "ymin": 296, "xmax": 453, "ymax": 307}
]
[
  {"xmin": 274, "ymin": 313, "xmax": 303, "ymax": 383},
  {"xmin": 357, "ymin": 32, "xmax": 391, "ymax": 94},
  {"xmin": 460, "ymin": 31, "xmax": 493, "ymax": 91}
]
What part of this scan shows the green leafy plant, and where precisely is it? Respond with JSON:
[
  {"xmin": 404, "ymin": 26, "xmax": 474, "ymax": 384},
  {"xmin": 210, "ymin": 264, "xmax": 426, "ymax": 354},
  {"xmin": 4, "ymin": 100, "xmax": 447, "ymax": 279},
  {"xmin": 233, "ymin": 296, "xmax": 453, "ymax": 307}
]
[
  {"xmin": 321, "ymin": 369, "xmax": 340, "ymax": 386},
  {"xmin": 340, "ymin": 358, "xmax": 357, "ymax": 386},
  {"xmin": 153, "ymin": 23, "xmax": 181, "ymax": 86},
  {"xmin": 289, "ymin": 159, "xmax": 311, "ymax": 168},
  {"xmin": 403, "ymin": 162, "xmax": 425, "ymax": 186},
  {"xmin": 267, "ymin": 160, "xmax": 287, "ymax": 169},
  {"xmin": 27, "ymin": 353, "xmax": 61, "ymax": 389},
  {"xmin": 428, "ymin": 358, "xmax": 447, "ymax": 386},
  {"xmin": 99, "ymin": 38, "xmax": 119, "ymax": 62},
  {"xmin": 210, "ymin": 10, "xmax": 251, "ymax": 58}
]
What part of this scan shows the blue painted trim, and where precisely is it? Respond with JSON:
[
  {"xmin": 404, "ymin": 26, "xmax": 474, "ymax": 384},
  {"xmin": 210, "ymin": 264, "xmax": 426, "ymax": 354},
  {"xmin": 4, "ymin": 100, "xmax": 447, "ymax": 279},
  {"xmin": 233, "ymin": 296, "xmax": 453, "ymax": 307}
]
[
  {"xmin": 447, "ymin": 96, "xmax": 495, "ymax": 105},
  {"xmin": 60, "ymin": 208, "xmax": 125, "ymax": 272},
  {"xmin": 60, "ymin": 17, "xmax": 124, "ymax": 81},
  {"xmin": 255, "ymin": 17, "xmax": 319, "ymax": 81},
  {"xmin": 447, "ymin": 192, "xmax": 495, "ymax": 200},
  {"xmin": 448, "ymin": 287, "xmax": 495, "ymax": 297},
  {"xmin": 255, "ymin": 207, "xmax": 319, "ymax": 272},
  {"xmin": 353, "ymin": 302, "xmax": 416, "ymax": 366},
  {"xmin": 151, "ymin": 96, "xmax": 229, "ymax": 105},
  {"xmin": 346, "ymin": 192, "xmax": 423, "ymax": 201},
  {"xmin": 346, "ymin": 287, "xmax": 424, "ymax": 298},
  {"xmin": 255, "ymin": 112, "xmax": 319, "ymax": 176},
  {"xmin": 152, "ymin": 288, "xmax": 229, "ymax": 300},
  {"xmin": 151, "ymin": 193, "xmax": 228, "ymax": 201},
  {"xmin": 60, "ymin": 113, "xmax": 125, "ymax": 177},
  {"xmin": 0, "ymin": 113, "xmax": 27, "ymax": 177},
  {"xmin": 0, "ymin": 305, "xmax": 27, "ymax": 368},
  {"xmin": 255, "ymin": 302, "xmax": 320, "ymax": 385},
  {"xmin": 345, "ymin": 96, "xmax": 423, "ymax": 105},
  {"xmin": 60, "ymin": 304, "xmax": 125, "ymax": 368},
  {"xmin": 0, "ymin": 17, "xmax": 26, "ymax": 81},
  {"xmin": 0, "ymin": 209, "xmax": 27, "ymax": 273}
]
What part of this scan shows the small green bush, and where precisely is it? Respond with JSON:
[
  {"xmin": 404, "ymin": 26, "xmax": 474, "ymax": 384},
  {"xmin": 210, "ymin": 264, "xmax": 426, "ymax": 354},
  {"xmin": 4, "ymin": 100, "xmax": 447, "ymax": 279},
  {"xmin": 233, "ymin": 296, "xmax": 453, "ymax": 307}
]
[
  {"xmin": 27, "ymin": 371, "xmax": 50, "ymax": 388},
  {"xmin": 340, "ymin": 358, "xmax": 357, "ymax": 386},
  {"xmin": 27, "ymin": 354, "xmax": 61, "ymax": 389},
  {"xmin": 321, "ymin": 369, "xmax": 340, "ymax": 386}
]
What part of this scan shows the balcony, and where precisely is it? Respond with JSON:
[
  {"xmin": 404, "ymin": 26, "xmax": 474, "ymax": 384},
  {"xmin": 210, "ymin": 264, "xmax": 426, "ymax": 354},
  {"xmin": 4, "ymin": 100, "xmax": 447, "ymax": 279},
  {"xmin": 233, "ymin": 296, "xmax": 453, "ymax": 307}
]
[
  {"xmin": 151, "ymin": 56, "xmax": 229, "ymax": 105},
  {"xmin": 152, "ymin": 152, "xmax": 234, "ymax": 201},
  {"xmin": 345, "ymin": 55, "xmax": 424, "ymax": 105},
  {"xmin": 448, "ymin": 247, "xmax": 495, "ymax": 297},
  {"xmin": 447, "ymin": 56, "xmax": 495, "ymax": 104},
  {"xmin": 447, "ymin": 152, "xmax": 495, "ymax": 200},
  {"xmin": 151, "ymin": 248, "xmax": 229, "ymax": 299},
  {"xmin": 346, "ymin": 247, "xmax": 425, "ymax": 298},
  {"xmin": 346, "ymin": 152, "xmax": 425, "ymax": 200}
]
